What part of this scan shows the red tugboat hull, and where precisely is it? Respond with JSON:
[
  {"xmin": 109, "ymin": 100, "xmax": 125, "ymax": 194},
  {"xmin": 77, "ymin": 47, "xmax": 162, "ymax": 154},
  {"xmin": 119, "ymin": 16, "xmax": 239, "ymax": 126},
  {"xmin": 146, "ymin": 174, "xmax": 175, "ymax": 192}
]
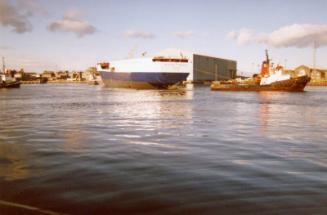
[{"xmin": 211, "ymin": 76, "xmax": 311, "ymax": 92}]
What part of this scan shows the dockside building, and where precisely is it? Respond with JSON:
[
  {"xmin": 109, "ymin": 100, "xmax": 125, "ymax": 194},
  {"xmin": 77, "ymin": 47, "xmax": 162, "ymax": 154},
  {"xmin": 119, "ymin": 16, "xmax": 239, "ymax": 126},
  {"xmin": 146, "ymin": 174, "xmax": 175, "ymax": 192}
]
[
  {"xmin": 191, "ymin": 54, "xmax": 237, "ymax": 82},
  {"xmin": 153, "ymin": 49, "xmax": 237, "ymax": 83}
]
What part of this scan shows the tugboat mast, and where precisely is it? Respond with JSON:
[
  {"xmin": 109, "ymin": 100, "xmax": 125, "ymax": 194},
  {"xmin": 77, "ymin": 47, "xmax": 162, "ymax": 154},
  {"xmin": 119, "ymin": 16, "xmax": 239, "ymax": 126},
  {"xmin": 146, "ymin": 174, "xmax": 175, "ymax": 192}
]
[
  {"xmin": 265, "ymin": 49, "xmax": 270, "ymax": 67},
  {"xmin": 260, "ymin": 50, "xmax": 270, "ymax": 76}
]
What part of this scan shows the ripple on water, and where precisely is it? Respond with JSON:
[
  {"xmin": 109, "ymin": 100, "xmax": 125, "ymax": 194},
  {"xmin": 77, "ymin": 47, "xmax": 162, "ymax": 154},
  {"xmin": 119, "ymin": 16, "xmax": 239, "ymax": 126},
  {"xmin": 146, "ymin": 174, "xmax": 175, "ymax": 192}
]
[{"xmin": 0, "ymin": 85, "xmax": 327, "ymax": 214}]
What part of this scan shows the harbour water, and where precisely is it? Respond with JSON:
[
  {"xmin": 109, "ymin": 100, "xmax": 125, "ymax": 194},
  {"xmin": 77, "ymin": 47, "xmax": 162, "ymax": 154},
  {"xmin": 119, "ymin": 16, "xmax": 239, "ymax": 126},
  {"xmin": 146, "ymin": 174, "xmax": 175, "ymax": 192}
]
[{"xmin": 0, "ymin": 85, "xmax": 327, "ymax": 214}]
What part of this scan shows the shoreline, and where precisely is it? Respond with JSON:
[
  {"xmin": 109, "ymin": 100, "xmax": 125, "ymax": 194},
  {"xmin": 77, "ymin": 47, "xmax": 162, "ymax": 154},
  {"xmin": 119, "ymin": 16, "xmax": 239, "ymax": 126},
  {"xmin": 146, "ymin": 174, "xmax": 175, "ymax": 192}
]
[
  {"xmin": 308, "ymin": 81, "xmax": 327, "ymax": 86},
  {"xmin": 19, "ymin": 79, "xmax": 327, "ymax": 87}
]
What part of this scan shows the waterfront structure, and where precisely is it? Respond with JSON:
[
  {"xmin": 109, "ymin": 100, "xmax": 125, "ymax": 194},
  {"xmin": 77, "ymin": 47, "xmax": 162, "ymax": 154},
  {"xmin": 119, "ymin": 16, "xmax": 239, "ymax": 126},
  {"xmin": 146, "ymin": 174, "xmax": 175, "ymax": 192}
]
[
  {"xmin": 294, "ymin": 65, "xmax": 327, "ymax": 81},
  {"xmin": 283, "ymin": 65, "xmax": 327, "ymax": 85},
  {"xmin": 153, "ymin": 49, "xmax": 237, "ymax": 82},
  {"xmin": 82, "ymin": 67, "xmax": 98, "ymax": 81},
  {"xmin": 192, "ymin": 54, "xmax": 237, "ymax": 82},
  {"xmin": 55, "ymin": 71, "xmax": 69, "ymax": 80},
  {"xmin": 22, "ymin": 72, "xmax": 40, "ymax": 81},
  {"xmin": 42, "ymin": 71, "xmax": 56, "ymax": 81},
  {"xmin": 69, "ymin": 71, "xmax": 84, "ymax": 81}
]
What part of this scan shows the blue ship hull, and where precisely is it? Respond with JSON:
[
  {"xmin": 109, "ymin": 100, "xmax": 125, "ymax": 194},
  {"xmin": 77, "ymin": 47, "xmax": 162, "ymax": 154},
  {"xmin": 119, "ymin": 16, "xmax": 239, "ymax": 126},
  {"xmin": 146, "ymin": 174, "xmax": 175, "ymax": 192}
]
[{"xmin": 99, "ymin": 71, "xmax": 189, "ymax": 89}]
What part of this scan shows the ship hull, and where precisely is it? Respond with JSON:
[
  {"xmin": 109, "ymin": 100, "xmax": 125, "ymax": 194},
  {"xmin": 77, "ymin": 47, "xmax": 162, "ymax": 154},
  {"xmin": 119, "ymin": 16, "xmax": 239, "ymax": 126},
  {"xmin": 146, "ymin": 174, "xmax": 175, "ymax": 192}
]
[
  {"xmin": 211, "ymin": 76, "xmax": 311, "ymax": 92},
  {"xmin": 99, "ymin": 71, "xmax": 189, "ymax": 89},
  {"xmin": 0, "ymin": 81, "xmax": 21, "ymax": 89}
]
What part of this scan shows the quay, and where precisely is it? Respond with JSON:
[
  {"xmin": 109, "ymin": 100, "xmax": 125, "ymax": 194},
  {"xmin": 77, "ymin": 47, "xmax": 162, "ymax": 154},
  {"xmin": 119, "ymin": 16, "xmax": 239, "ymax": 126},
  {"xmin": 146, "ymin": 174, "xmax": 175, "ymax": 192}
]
[
  {"xmin": 308, "ymin": 80, "xmax": 327, "ymax": 86},
  {"xmin": 47, "ymin": 80, "xmax": 88, "ymax": 84},
  {"xmin": 21, "ymin": 79, "xmax": 47, "ymax": 84}
]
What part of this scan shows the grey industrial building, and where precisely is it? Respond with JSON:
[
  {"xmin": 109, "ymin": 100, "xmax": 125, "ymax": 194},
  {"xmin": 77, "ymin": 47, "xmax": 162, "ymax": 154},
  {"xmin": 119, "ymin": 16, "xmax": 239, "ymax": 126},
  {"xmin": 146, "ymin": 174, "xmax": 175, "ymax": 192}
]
[{"xmin": 190, "ymin": 54, "xmax": 237, "ymax": 82}]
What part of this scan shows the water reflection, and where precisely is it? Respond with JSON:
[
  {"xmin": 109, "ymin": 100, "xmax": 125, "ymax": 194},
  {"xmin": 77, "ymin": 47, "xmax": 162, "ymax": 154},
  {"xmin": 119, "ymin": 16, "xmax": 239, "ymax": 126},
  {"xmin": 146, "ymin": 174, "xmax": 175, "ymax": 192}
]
[
  {"xmin": 100, "ymin": 89, "xmax": 194, "ymax": 129},
  {"xmin": 256, "ymin": 92, "xmax": 315, "ymax": 140},
  {"xmin": 63, "ymin": 130, "xmax": 88, "ymax": 152},
  {"xmin": 0, "ymin": 143, "xmax": 30, "ymax": 181},
  {"xmin": 257, "ymin": 93, "xmax": 272, "ymax": 135},
  {"xmin": 259, "ymin": 102, "xmax": 270, "ymax": 135}
]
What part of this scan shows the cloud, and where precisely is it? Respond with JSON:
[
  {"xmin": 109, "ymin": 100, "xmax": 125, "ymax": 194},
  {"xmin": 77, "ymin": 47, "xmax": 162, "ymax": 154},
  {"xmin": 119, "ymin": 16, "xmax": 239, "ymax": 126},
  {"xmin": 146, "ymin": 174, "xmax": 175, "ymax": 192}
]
[
  {"xmin": 17, "ymin": 0, "xmax": 47, "ymax": 16},
  {"xmin": 0, "ymin": 0, "xmax": 32, "ymax": 33},
  {"xmin": 174, "ymin": 31, "xmax": 194, "ymax": 39},
  {"xmin": 228, "ymin": 24, "xmax": 327, "ymax": 48},
  {"xmin": 227, "ymin": 28, "xmax": 255, "ymax": 45},
  {"xmin": 48, "ymin": 9, "xmax": 96, "ymax": 38},
  {"xmin": 63, "ymin": 9, "xmax": 85, "ymax": 20},
  {"xmin": 123, "ymin": 30, "xmax": 156, "ymax": 39},
  {"xmin": 0, "ymin": 0, "xmax": 46, "ymax": 33}
]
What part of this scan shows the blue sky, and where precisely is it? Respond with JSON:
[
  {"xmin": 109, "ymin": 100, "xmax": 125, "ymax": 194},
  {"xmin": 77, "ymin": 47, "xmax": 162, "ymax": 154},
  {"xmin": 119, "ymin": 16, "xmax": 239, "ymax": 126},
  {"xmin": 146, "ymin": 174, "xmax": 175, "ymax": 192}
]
[{"xmin": 1, "ymin": 0, "xmax": 327, "ymax": 74}]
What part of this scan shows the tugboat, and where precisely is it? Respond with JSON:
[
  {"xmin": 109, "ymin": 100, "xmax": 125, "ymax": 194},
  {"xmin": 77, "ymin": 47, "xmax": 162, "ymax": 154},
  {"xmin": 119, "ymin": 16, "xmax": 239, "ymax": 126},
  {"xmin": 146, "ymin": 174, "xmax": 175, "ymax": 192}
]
[
  {"xmin": 0, "ymin": 57, "xmax": 21, "ymax": 89},
  {"xmin": 0, "ymin": 77, "xmax": 21, "ymax": 88},
  {"xmin": 211, "ymin": 50, "xmax": 311, "ymax": 92}
]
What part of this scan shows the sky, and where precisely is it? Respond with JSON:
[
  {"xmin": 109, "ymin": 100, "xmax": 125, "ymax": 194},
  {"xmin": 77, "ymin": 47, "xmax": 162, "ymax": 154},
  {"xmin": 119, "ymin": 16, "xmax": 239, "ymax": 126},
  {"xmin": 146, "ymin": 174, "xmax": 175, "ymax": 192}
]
[{"xmin": 1, "ymin": 0, "xmax": 327, "ymax": 75}]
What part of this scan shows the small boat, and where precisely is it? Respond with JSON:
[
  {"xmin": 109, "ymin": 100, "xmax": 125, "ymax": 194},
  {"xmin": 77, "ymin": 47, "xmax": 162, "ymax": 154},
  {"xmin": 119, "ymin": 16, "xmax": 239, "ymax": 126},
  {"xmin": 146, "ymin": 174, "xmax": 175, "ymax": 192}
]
[
  {"xmin": 0, "ymin": 80, "xmax": 21, "ymax": 88},
  {"xmin": 1, "ymin": 57, "xmax": 21, "ymax": 89},
  {"xmin": 0, "ymin": 75, "xmax": 21, "ymax": 89},
  {"xmin": 211, "ymin": 50, "xmax": 311, "ymax": 92}
]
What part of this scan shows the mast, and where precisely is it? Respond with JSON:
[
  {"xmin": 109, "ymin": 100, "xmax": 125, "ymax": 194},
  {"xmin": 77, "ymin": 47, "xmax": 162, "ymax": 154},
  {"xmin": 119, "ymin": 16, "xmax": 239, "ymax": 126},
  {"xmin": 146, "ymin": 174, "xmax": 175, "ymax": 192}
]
[
  {"xmin": 2, "ymin": 57, "xmax": 5, "ymax": 74},
  {"xmin": 215, "ymin": 64, "xmax": 218, "ymax": 81},
  {"xmin": 265, "ymin": 49, "xmax": 270, "ymax": 68},
  {"xmin": 261, "ymin": 49, "xmax": 270, "ymax": 76}
]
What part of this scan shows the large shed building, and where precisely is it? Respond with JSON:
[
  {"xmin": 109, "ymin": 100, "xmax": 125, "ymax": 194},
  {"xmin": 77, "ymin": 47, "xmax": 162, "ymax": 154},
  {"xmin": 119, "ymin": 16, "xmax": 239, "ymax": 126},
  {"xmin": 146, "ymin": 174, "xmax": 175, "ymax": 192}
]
[
  {"xmin": 154, "ymin": 49, "xmax": 237, "ymax": 82},
  {"xmin": 189, "ymin": 54, "xmax": 237, "ymax": 82}
]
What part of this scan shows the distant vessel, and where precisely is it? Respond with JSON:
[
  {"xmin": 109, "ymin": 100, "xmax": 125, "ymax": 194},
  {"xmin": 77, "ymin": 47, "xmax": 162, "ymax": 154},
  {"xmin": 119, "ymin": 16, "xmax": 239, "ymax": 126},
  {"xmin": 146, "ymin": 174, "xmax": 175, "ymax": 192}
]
[
  {"xmin": 0, "ymin": 76, "xmax": 21, "ymax": 88},
  {"xmin": 0, "ymin": 57, "xmax": 21, "ymax": 89},
  {"xmin": 97, "ymin": 56, "xmax": 190, "ymax": 89},
  {"xmin": 211, "ymin": 50, "xmax": 310, "ymax": 92}
]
